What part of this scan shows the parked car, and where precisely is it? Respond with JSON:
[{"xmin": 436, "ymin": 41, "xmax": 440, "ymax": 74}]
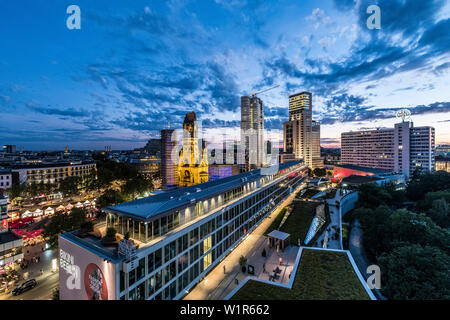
[{"xmin": 11, "ymin": 279, "xmax": 37, "ymax": 296}]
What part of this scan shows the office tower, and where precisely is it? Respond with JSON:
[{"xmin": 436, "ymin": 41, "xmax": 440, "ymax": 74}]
[
  {"xmin": 161, "ymin": 129, "xmax": 179, "ymax": 189},
  {"xmin": 241, "ymin": 96, "xmax": 264, "ymax": 170},
  {"xmin": 283, "ymin": 91, "xmax": 320, "ymax": 168},
  {"xmin": 311, "ymin": 121, "xmax": 324, "ymax": 168},
  {"xmin": 2, "ymin": 145, "xmax": 16, "ymax": 153},
  {"xmin": 178, "ymin": 112, "xmax": 208, "ymax": 187},
  {"xmin": 409, "ymin": 125, "xmax": 435, "ymax": 174},
  {"xmin": 341, "ymin": 120, "xmax": 435, "ymax": 178},
  {"xmin": 58, "ymin": 161, "xmax": 307, "ymax": 300}
]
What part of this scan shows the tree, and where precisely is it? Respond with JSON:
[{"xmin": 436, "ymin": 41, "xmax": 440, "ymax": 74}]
[
  {"xmin": 406, "ymin": 171, "xmax": 450, "ymax": 201},
  {"xmin": 59, "ymin": 176, "xmax": 82, "ymax": 196},
  {"xmin": 80, "ymin": 220, "xmax": 94, "ymax": 233},
  {"xmin": 356, "ymin": 183, "xmax": 393, "ymax": 209},
  {"xmin": 356, "ymin": 206, "xmax": 391, "ymax": 259},
  {"xmin": 427, "ymin": 198, "xmax": 450, "ymax": 228},
  {"xmin": 52, "ymin": 288, "xmax": 60, "ymax": 300},
  {"xmin": 106, "ymin": 227, "xmax": 117, "ymax": 239},
  {"xmin": 42, "ymin": 208, "xmax": 87, "ymax": 248},
  {"xmin": 378, "ymin": 244, "xmax": 450, "ymax": 300},
  {"xmin": 239, "ymin": 255, "xmax": 247, "ymax": 273},
  {"xmin": 8, "ymin": 181, "xmax": 26, "ymax": 199},
  {"xmin": 313, "ymin": 168, "xmax": 326, "ymax": 177},
  {"xmin": 97, "ymin": 189, "xmax": 126, "ymax": 209}
]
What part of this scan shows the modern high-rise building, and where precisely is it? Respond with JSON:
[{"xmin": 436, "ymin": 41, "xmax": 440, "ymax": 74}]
[
  {"xmin": 311, "ymin": 121, "xmax": 323, "ymax": 169},
  {"xmin": 58, "ymin": 161, "xmax": 308, "ymax": 300},
  {"xmin": 341, "ymin": 120, "xmax": 435, "ymax": 178},
  {"xmin": 283, "ymin": 91, "xmax": 322, "ymax": 168},
  {"xmin": 341, "ymin": 128, "xmax": 395, "ymax": 171},
  {"xmin": 161, "ymin": 129, "xmax": 179, "ymax": 189},
  {"xmin": 241, "ymin": 96, "xmax": 264, "ymax": 170},
  {"xmin": 2, "ymin": 145, "xmax": 16, "ymax": 154},
  {"xmin": 178, "ymin": 112, "xmax": 208, "ymax": 187}
]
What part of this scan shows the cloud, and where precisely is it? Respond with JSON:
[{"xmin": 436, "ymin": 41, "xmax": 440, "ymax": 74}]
[
  {"xmin": 27, "ymin": 105, "xmax": 92, "ymax": 118},
  {"xmin": 319, "ymin": 95, "xmax": 450, "ymax": 125}
]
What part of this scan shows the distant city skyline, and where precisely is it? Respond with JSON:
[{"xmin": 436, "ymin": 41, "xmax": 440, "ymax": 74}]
[{"xmin": 1, "ymin": 0, "xmax": 450, "ymax": 150}]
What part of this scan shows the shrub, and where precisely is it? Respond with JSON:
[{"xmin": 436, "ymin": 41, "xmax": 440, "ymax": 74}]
[{"xmin": 106, "ymin": 227, "xmax": 117, "ymax": 239}]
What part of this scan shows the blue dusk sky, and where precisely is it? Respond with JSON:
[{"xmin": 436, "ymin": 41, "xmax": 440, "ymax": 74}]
[{"xmin": 1, "ymin": 0, "xmax": 450, "ymax": 150}]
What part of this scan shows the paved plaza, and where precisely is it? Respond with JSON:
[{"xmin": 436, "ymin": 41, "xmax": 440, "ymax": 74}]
[{"xmin": 184, "ymin": 184, "xmax": 304, "ymax": 300}]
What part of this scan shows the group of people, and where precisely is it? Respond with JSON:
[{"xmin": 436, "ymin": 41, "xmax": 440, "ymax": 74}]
[{"xmin": 20, "ymin": 256, "xmax": 40, "ymax": 269}]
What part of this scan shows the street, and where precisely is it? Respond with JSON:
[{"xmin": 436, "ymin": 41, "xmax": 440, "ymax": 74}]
[{"xmin": 0, "ymin": 248, "xmax": 59, "ymax": 300}]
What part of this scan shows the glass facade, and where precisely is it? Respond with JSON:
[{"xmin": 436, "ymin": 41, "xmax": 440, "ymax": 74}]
[{"xmin": 114, "ymin": 164, "xmax": 307, "ymax": 300}]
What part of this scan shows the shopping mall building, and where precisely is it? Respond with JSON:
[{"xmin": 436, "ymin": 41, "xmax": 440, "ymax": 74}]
[{"xmin": 59, "ymin": 161, "xmax": 307, "ymax": 300}]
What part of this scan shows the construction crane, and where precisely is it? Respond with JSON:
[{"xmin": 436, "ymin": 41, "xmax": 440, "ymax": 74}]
[{"xmin": 250, "ymin": 84, "xmax": 280, "ymax": 97}]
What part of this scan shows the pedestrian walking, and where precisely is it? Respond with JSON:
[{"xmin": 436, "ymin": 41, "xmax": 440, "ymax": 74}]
[
  {"xmin": 263, "ymin": 263, "xmax": 266, "ymax": 273},
  {"xmin": 223, "ymin": 265, "xmax": 226, "ymax": 274}
]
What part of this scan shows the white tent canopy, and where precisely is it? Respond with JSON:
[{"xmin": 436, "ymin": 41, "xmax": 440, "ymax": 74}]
[
  {"xmin": 22, "ymin": 210, "xmax": 32, "ymax": 218},
  {"xmin": 75, "ymin": 202, "xmax": 83, "ymax": 208},
  {"xmin": 66, "ymin": 203, "xmax": 74, "ymax": 210},
  {"xmin": 45, "ymin": 207, "xmax": 55, "ymax": 215},
  {"xmin": 83, "ymin": 200, "xmax": 91, "ymax": 206},
  {"xmin": 33, "ymin": 209, "xmax": 43, "ymax": 216},
  {"xmin": 56, "ymin": 205, "xmax": 66, "ymax": 212}
]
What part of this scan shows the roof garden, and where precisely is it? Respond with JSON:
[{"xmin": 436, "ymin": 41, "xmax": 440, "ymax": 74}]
[
  {"xmin": 230, "ymin": 249, "xmax": 371, "ymax": 300},
  {"xmin": 265, "ymin": 201, "xmax": 319, "ymax": 246}
]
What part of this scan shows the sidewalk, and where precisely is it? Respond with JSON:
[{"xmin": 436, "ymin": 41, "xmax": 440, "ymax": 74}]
[
  {"xmin": 184, "ymin": 183, "xmax": 304, "ymax": 300},
  {"xmin": 0, "ymin": 248, "xmax": 57, "ymax": 296}
]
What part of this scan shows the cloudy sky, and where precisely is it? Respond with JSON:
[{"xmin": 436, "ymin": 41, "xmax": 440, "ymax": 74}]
[{"xmin": 1, "ymin": 0, "xmax": 450, "ymax": 150}]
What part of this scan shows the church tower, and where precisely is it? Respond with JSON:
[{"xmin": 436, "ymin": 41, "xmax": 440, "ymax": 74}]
[{"xmin": 178, "ymin": 112, "xmax": 209, "ymax": 187}]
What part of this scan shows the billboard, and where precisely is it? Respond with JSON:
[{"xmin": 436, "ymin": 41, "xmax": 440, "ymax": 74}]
[{"xmin": 58, "ymin": 235, "xmax": 117, "ymax": 300}]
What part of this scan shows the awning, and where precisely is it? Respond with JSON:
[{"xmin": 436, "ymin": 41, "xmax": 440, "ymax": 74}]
[
  {"xmin": 267, "ymin": 230, "xmax": 291, "ymax": 241},
  {"xmin": 56, "ymin": 205, "xmax": 65, "ymax": 211},
  {"xmin": 22, "ymin": 210, "xmax": 32, "ymax": 218}
]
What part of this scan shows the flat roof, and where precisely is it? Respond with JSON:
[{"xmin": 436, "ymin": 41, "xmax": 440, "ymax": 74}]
[
  {"xmin": 11, "ymin": 161, "xmax": 95, "ymax": 170},
  {"xmin": 0, "ymin": 230, "xmax": 22, "ymax": 245},
  {"xmin": 267, "ymin": 230, "xmax": 290, "ymax": 241},
  {"xmin": 335, "ymin": 164, "xmax": 392, "ymax": 175},
  {"xmin": 106, "ymin": 161, "xmax": 302, "ymax": 221},
  {"xmin": 60, "ymin": 232, "xmax": 122, "ymax": 263},
  {"xmin": 342, "ymin": 175, "xmax": 383, "ymax": 185}
]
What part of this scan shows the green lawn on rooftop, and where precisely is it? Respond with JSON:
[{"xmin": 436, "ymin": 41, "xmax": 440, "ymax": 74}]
[
  {"xmin": 231, "ymin": 249, "xmax": 370, "ymax": 300},
  {"xmin": 276, "ymin": 200, "xmax": 318, "ymax": 245}
]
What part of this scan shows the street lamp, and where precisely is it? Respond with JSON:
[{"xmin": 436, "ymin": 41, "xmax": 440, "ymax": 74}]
[{"xmin": 52, "ymin": 258, "xmax": 57, "ymax": 272}]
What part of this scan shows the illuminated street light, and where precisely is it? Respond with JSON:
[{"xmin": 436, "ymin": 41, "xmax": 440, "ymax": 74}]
[{"xmin": 52, "ymin": 258, "xmax": 58, "ymax": 272}]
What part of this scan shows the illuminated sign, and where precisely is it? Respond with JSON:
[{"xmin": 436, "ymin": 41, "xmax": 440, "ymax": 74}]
[{"xmin": 84, "ymin": 263, "xmax": 108, "ymax": 300}]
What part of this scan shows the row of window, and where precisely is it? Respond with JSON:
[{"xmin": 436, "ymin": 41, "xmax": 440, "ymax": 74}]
[{"xmin": 108, "ymin": 164, "xmax": 301, "ymax": 243}]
